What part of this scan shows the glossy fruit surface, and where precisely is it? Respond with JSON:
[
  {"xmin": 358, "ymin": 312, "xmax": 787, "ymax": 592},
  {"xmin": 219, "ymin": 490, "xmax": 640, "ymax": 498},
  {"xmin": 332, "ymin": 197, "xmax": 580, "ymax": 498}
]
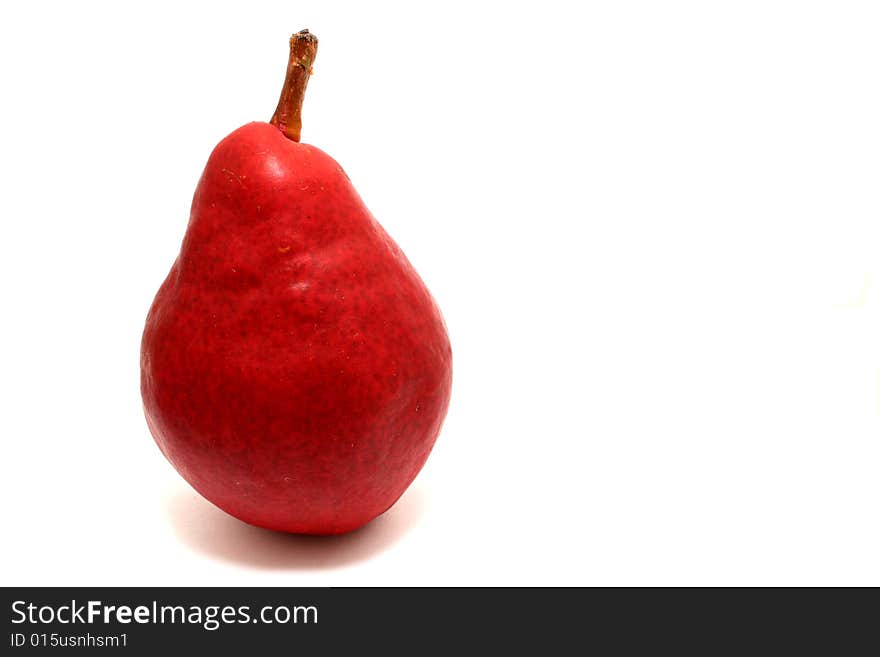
[{"xmin": 141, "ymin": 32, "xmax": 451, "ymax": 534}]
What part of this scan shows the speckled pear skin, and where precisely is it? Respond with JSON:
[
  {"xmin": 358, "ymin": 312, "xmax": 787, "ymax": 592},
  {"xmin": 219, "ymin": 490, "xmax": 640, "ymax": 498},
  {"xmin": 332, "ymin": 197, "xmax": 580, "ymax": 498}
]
[{"xmin": 141, "ymin": 121, "xmax": 452, "ymax": 535}]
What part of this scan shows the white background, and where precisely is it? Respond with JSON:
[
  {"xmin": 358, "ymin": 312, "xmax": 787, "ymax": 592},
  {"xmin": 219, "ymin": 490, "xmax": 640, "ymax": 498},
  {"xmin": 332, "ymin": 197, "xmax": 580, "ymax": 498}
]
[{"xmin": 2, "ymin": 1, "xmax": 880, "ymax": 586}]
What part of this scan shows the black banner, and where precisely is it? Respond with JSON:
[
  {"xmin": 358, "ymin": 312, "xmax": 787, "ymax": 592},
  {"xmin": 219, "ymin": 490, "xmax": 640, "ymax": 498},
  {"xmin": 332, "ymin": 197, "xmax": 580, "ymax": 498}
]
[{"xmin": 1, "ymin": 588, "xmax": 875, "ymax": 653}]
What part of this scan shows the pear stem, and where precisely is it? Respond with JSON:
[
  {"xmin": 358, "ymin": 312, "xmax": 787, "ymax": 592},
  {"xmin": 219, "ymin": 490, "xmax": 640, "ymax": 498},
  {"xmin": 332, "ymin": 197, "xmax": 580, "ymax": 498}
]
[{"xmin": 270, "ymin": 29, "xmax": 319, "ymax": 142}]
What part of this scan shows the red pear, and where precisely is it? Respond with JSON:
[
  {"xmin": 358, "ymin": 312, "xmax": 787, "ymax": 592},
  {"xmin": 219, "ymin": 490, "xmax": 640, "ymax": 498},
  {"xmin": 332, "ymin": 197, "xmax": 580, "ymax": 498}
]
[{"xmin": 141, "ymin": 31, "xmax": 452, "ymax": 535}]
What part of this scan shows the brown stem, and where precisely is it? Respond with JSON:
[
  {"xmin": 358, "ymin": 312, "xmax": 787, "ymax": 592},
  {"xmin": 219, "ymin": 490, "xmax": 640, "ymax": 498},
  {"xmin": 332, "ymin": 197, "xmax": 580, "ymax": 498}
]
[{"xmin": 270, "ymin": 29, "xmax": 319, "ymax": 142}]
